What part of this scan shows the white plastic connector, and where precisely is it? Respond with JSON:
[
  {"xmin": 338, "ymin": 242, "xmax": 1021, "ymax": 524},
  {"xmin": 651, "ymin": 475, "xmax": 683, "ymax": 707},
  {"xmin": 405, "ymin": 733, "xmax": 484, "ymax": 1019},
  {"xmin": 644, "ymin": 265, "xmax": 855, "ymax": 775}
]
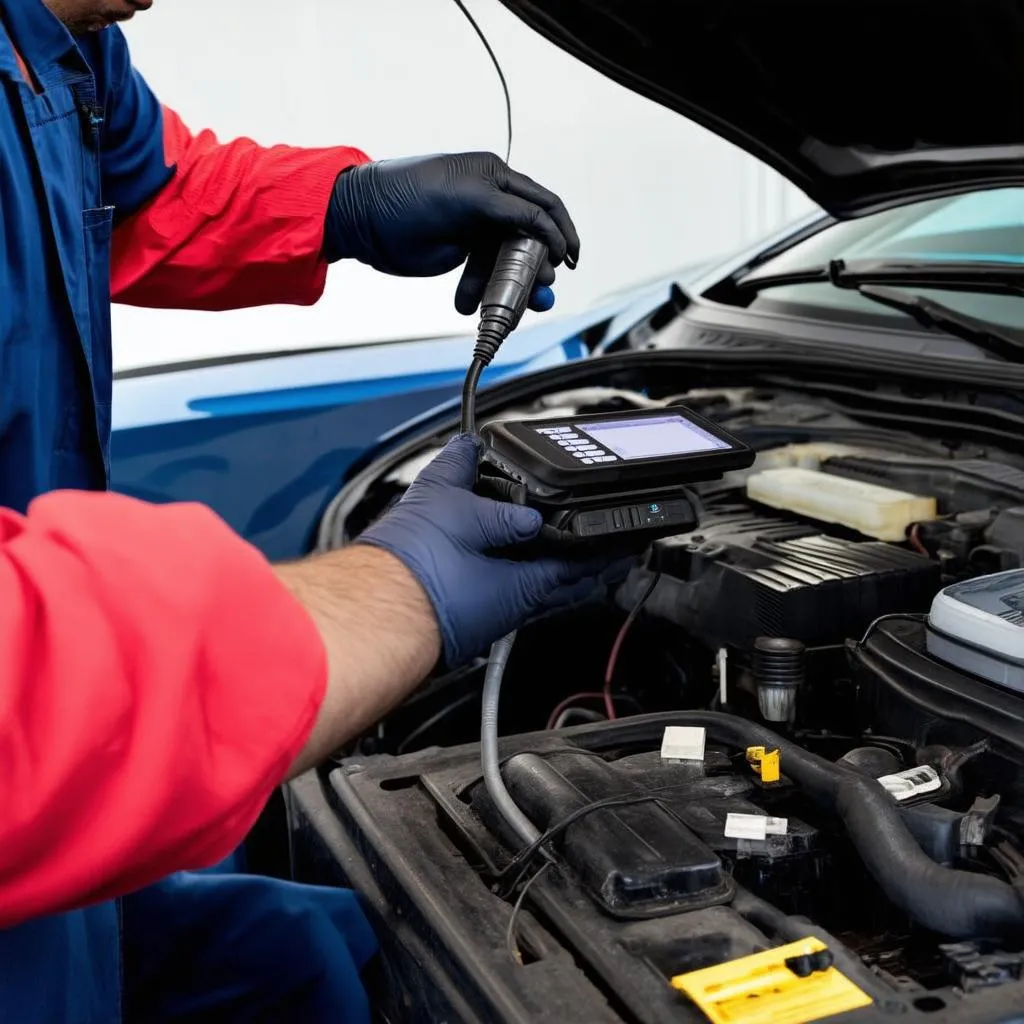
[
  {"xmin": 724, "ymin": 813, "xmax": 789, "ymax": 840},
  {"xmin": 660, "ymin": 726, "xmax": 706, "ymax": 762},
  {"xmin": 877, "ymin": 765, "xmax": 942, "ymax": 802}
]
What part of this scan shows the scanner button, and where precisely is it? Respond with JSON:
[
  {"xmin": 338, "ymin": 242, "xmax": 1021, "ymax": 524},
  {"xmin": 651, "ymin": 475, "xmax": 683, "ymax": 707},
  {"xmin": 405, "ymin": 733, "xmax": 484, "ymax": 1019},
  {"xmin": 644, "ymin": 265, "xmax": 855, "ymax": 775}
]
[
  {"xmin": 557, "ymin": 440, "xmax": 574, "ymax": 446},
  {"xmin": 577, "ymin": 444, "xmax": 598, "ymax": 451},
  {"xmin": 581, "ymin": 457, "xmax": 595, "ymax": 464},
  {"xmin": 595, "ymin": 455, "xmax": 616, "ymax": 462},
  {"xmin": 562, "ymin": 433, "xmax": 579, "ymax": 440},
  {"xmin": 551, "ymin": 427, "xmax": 571, "ymax": 433},
  {"xmin": 572, "ymin": 451, "xmax": 588, "ymax": 458},
  {"xmin": 535, "ymin": 428, "xmax": 557, "ymax": 434}
]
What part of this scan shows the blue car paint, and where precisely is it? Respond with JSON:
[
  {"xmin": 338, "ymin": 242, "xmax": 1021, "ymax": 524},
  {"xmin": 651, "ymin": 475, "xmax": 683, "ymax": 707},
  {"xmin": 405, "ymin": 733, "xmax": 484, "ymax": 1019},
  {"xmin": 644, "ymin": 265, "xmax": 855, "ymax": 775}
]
[
  {"xmin": 111, "ymin": 298, "xmax": 651, "ymax": 559},
  {"xmin": 109, "ymin": 212, "xmax": 833, "ymax": 560}
]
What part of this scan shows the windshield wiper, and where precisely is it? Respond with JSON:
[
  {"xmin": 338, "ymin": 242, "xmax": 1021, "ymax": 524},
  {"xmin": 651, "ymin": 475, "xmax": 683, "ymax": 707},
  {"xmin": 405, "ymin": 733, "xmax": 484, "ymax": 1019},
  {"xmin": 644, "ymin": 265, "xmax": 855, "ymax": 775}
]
[
  {"xmin": 853, "ymin": 284, "xmax": 1024, "ymax": 362},
  {"xmin": 737, "ymin": 258, "xmax": 1024, "ymax": 297}
]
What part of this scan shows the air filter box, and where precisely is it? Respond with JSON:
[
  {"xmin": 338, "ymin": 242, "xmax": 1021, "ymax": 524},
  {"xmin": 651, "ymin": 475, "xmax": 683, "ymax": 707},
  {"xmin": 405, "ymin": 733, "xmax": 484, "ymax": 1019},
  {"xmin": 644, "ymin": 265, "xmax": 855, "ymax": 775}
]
[{"xmin": 618, "ymin": 505, "xmax": 940, "ymax": 649}]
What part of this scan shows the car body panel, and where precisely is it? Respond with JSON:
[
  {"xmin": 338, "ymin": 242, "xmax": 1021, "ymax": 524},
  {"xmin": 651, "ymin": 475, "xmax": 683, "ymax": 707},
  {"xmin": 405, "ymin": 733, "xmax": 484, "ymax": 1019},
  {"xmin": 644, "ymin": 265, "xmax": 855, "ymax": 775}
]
[
  {"xmin": 110, "ymin": 285, "xmax": 674, "ymax": 559},
  {"xmin": 496, "ymin": 0, "xmax": 1024, "ymax": 217}
]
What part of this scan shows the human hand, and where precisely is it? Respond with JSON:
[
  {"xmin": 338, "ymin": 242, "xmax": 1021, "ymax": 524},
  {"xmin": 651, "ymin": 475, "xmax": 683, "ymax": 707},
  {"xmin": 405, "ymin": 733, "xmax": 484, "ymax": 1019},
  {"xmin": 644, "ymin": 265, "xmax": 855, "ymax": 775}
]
[
  {"xmin": 354, "ymin": 434, "xmax": 616, "ymax": 666},
  {"xmin": 323, "ymin": 153, "xmax": 579, "ymax": 315}
]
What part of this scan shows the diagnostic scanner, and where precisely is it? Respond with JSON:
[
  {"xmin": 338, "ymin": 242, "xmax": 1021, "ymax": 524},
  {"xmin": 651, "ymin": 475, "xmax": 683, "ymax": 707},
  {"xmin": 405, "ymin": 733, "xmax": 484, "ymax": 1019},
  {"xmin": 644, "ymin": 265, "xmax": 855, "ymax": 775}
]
[
  {"xmin": 476, "ymin": 407, "xmax": 754, "ymax": 556},
  {"xmin": 464, "ymin": 239, "xmax": 755, "ymax": 557}
]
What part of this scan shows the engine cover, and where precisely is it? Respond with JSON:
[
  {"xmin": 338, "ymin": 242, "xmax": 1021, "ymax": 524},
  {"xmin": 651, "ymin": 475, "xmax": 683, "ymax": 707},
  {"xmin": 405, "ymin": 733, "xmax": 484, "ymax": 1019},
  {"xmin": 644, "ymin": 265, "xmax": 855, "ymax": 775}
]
[
  {"xmin": 618, "ymin": 505, "xmax": 941, "ymax": 649},
  {"xmin": 287, "ymin": 715, "xmax": 1024, "ymax": 1024}
]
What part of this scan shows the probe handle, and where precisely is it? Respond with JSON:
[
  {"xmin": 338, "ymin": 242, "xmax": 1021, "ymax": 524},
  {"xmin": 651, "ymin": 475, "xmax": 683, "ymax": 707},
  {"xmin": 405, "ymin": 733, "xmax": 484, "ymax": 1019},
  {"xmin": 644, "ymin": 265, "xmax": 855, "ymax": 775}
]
[{"xmin": 478, "ymin": 236, "xmax": 548, "ymax": 336}]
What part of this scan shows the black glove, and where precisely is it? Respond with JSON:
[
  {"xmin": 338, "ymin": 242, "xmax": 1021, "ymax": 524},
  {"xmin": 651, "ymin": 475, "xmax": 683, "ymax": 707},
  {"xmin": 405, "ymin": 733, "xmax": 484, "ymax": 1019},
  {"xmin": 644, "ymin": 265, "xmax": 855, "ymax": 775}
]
[{"xmin": 323, "ymin": 153, "xmax": 580, "ymax": 315}]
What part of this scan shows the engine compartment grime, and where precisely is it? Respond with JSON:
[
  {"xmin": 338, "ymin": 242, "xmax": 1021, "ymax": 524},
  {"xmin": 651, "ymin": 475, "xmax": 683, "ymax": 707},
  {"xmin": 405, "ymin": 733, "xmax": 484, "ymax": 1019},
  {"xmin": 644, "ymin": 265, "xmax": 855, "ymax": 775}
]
[
  {"xmin": 297, "ymin": 713, "xmax": 1024, "ymax": 1024},
  {"xmin": 295, "ymin": 381, "xmax": 1024, "ymax": 1024}
]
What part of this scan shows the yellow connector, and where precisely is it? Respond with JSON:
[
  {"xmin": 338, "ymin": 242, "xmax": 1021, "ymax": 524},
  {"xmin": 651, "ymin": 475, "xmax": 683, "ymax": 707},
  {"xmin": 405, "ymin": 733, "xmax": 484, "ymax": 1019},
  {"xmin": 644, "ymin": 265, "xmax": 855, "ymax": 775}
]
[
  {"xmin": 671, "ymin": 937, "xmax": 873, "ymax": 1024},
  {"xmin": 746, "ymin": 746, "xmax": 781, "ymax": 784}
]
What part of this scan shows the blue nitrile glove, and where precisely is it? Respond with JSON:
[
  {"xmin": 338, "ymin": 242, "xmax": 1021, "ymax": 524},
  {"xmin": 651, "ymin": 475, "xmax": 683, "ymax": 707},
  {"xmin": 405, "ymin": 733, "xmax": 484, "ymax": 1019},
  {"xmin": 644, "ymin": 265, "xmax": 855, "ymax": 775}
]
[
  {"xmin": 323, "ymin": 153, "xmax": 578, "ymax": 315},
  {"xmin": 355, "ymin": 434, "xmax": 620, "ymax": 667}
]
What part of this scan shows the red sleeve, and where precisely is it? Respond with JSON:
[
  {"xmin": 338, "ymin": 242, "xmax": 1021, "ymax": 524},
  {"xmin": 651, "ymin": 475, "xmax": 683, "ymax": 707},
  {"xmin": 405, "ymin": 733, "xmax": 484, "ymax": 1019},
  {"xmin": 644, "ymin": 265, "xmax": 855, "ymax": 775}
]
[
  {"xmin": 110, "ymin": 106, "xmax": 370, "ymax": 310},
  {"xmin": 0, "ymin": 491, "xmax": 326, "ymax": 928}
]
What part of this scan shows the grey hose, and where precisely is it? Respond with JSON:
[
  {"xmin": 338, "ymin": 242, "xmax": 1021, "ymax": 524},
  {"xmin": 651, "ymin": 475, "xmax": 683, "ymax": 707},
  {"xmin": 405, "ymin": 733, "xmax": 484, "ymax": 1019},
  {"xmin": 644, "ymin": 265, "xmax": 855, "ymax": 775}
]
[{"xmin": 481, "ymin": 631, "xmax": 541, "ymax": 846}]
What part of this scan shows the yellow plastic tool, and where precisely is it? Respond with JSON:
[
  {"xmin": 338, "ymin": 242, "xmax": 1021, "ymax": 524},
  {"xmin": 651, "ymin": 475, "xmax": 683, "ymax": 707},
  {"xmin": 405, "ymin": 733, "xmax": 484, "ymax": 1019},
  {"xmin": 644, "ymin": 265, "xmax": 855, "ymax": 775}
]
[
  {"xmin": 745, "ymin": 746, "xmax": 781, "ymax": 784},
  {"xmin": 670, "ymin": 937, "xmax": 873, "ymax": 1024}
]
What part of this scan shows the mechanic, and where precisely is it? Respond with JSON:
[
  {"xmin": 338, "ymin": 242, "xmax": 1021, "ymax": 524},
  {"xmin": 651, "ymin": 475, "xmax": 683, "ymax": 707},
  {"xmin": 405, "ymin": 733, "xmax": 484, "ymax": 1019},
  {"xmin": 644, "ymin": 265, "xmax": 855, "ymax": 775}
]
[{"xmin": 0, "ymin": 0, "xmax": 595, "ymax": 1021}]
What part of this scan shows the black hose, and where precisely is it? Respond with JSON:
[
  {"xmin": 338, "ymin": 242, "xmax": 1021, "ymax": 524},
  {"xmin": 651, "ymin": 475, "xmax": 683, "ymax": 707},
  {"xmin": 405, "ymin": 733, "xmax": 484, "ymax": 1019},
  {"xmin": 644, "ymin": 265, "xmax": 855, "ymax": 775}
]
[{"xmin": 643, "ymin": 711, "xmax": 1024, "ymax": 939}]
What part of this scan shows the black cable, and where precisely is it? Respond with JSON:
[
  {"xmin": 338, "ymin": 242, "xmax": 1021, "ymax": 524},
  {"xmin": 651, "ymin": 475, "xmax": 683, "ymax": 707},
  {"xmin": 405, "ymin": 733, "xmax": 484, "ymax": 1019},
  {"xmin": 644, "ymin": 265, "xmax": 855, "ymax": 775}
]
[
  {"xmin": 505, "ymin": 861, "xmax": 552, "ymax": 964},
  {"xmin": 494, "ymin": 792, "xmax": 668, "ymax": 895},
  {"xmin": 397, "ymin": 690, "xmax": 479, "ymax": 755},
  {"xmin": 461, "ymin": 358, "xmax": 485, "ymax": 434},
  {"xmin": 449, "ymin": 0, "xmax": 513, "ymax": 164},
  {"xmin": 857, "ymin": 611, "xmax": 927, "ymax": 647}
]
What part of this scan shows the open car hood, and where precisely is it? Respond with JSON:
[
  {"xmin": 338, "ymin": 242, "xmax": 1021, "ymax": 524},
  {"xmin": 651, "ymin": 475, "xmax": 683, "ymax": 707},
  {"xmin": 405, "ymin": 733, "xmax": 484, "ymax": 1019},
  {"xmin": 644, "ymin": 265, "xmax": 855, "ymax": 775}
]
[{"xmin": 496, "ymin": 0, "xmax": 1024, "ymax": 217}]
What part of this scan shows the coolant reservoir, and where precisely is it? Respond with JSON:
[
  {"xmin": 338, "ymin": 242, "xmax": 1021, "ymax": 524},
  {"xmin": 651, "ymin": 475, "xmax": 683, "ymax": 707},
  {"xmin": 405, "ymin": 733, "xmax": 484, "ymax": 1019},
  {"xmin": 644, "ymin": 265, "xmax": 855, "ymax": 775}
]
[{"xmin": 746, "ymin": 467, "xmax": 937, "ymax": 541}]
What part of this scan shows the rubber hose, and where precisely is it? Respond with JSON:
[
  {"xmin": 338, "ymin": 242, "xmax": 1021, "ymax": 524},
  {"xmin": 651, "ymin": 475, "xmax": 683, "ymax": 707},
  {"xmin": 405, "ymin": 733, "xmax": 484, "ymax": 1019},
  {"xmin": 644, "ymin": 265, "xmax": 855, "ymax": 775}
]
[
  {"xmin": 656, "ymin": 712, "xmax": 1024, "ymax": 939},
  {"xmin": 480, "ymin": 631, "xmax": 541, "ymax": 847}
]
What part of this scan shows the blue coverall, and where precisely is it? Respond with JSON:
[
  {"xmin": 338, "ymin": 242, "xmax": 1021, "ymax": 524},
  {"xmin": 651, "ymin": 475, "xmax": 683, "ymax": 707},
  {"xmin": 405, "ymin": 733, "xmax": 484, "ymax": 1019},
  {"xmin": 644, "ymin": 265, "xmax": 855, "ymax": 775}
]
[{"xmin": 0, "ymin": 1, "xmax": 377, "ymax": 1019}]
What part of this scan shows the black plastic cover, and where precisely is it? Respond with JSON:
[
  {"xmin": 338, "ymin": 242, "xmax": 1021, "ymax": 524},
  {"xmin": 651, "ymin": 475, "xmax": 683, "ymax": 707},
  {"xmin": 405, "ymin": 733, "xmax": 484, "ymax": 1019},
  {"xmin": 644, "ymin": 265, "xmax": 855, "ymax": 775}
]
[
  {"xmin": 500, "ymin": 750, "xmax": 732, "ymax": 916},
  {"xmin": 621, "ymin": 505, "xmax": 941, "ymax": 649}
]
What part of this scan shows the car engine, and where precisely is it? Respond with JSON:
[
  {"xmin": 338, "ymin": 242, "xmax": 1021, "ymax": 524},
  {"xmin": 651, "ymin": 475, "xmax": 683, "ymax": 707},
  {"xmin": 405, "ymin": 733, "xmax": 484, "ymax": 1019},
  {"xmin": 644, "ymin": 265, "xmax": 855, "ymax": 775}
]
[{"xmin": 292, "ymin": 383, "xmax": 1024, "ymax": 1024}]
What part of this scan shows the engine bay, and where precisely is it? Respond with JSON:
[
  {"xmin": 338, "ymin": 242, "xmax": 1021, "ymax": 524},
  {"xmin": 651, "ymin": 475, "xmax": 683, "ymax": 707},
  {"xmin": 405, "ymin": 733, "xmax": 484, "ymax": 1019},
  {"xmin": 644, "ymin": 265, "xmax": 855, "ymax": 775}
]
[{"xmin": 293, "ymin": 378, "xmax": 1024, "ymax": 1023}]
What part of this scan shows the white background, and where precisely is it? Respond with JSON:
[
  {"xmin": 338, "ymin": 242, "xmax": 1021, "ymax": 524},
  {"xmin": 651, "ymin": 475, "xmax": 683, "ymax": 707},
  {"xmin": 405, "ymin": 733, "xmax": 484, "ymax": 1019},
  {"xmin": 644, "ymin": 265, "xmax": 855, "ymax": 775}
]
[{"xmin": 114, "ymin": 0, "xmax": 816, "ymax": 372}]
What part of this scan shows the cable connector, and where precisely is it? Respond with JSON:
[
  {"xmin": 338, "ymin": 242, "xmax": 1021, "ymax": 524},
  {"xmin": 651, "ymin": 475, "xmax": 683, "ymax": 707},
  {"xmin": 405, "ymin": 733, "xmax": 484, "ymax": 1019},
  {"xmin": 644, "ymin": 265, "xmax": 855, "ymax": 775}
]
[{"xmin": 461, "ymin": 237, "xmax": 549, "ymax": 435}]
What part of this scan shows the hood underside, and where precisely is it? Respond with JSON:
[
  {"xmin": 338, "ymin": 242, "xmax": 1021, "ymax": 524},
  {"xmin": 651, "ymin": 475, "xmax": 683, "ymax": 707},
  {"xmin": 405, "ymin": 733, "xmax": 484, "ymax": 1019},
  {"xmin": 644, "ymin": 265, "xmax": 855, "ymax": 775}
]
[{"xmin": 497, "ymin": 0, "xmax": 1024, "ymax": 217}]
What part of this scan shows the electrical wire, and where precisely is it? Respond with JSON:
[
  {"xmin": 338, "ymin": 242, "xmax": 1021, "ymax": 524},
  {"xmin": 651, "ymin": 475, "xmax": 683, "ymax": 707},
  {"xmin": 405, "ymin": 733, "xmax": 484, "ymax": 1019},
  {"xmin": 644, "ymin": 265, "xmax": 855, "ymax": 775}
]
[
  {"xmin": 545, "ymin": 692, "xmax": 609, "ymax": 730},
  {"xmin": 396, "ymin": 690, "xmax": 479, "ymax": 755},
  {"xmin": 544, "ymin": 691, "xmax": 644, "ymax": 730},
  {"xmin": 505, "ymin": 861, "xmax": 552, "ymax": 964},
  {"xmin": 603, "ymin": 571, "xmax": 661, "ymax": 720},
  {"xmin": 551, "ymin": 706, "xmax": 605, "ymax": 730},
  {"xmin": 460, "ymin": 358, "xmax": 484, "ymax": 435},
  {"xmin": 494, "ymin": 791, "xmax": 669, "ymax": 895},
  {"xmin": 481, "ymin": 631, "xmax": 542, "ymax": 847},
  {"xmin": 857, "ymin": 611, "xmax": 928, "ymax": 647},
  {"xmin": 449, "ymin": 0, "xmax": 513, "ymax": 164},
  {"xmin": 909, "ymin": 523, "xmax": 930, "ymax": 557}
]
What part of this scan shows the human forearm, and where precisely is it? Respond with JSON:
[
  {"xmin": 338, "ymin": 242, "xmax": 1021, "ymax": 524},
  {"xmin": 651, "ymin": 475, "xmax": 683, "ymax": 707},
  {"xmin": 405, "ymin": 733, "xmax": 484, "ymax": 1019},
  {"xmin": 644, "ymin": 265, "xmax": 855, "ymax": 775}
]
[
  {"xmin": 0, "ymin": 491, "xmax": 326, "ymax": 926},
  {"xmin": 110, "ymin": 106, "xmax": 369, "ymax": 310},
  {"xmin": 276, "ymin": 545, "xmax": 441, "ymax": 775}
]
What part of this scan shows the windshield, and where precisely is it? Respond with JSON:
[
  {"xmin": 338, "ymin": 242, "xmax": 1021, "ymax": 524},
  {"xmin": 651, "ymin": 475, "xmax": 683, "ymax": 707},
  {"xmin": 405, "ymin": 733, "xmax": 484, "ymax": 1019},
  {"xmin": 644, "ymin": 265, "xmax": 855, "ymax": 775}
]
[{"xmin": 742, "ymin": 188, "xmax": 1024, "ymax": 333}]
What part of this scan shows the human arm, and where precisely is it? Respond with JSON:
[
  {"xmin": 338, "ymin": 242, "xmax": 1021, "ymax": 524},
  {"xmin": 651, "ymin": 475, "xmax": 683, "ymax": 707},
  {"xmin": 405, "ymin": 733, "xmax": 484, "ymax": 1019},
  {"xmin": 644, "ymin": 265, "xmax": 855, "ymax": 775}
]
[
  {"xmin": 0, "ymin": 491, "xmax": 327, "ymax": 927},
  {"xmin": 277, "ymin": 544, "xmax": 440, "ymax": 776},
  {"xmin": 107, "ymin": 98, "xmax": 369, "ymax": 309},
  {"xmin": 0, "ymin": 439, "xmax": 616, "ymax": 926},
  {"xmin": 97, "ymin": 31, "xmax": 577, "ymax": 313},
  {"xmin": 91, "ymin": 28, "xmax": 368, "ymax": 310},
  {"xmin": 0, "ymin": 500, "xmax": 435, "ymax": 923}
]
